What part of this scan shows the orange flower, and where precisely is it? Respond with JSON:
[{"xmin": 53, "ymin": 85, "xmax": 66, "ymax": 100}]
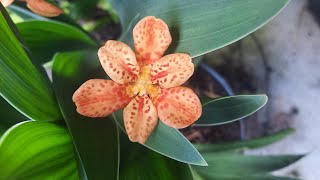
[
  {"xmin": 1, "ymin": 0, "xmax": 63, "ymax": 17},
  {"xmin": 73, "ymin": 16, "xmax": 202, "ymax": 144}
]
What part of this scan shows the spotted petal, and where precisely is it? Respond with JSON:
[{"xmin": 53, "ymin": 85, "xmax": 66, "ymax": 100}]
[
  {"xmin": 98, "ymin": 40, "xmax": 140, "ymax": 84},
  {"xmin": 0, "ymin": 0, "xmax": 14, "ymax": 7},
  {"xmin": 151, "ymin": 53, "xmax": 194, "ymax": 88},
  {"xmin": 154, "ymin": 87, "xmax": 202, "ymax": 129},
  {"xmin": 124, "ymin": 94, "xmax": 158, "ymax": 144},
  {"xmin": 73, "ymin": 79, "xmax": 133, "ymax": 117},
  {"xmin": 133, "ymin": 16, "xmax": 172, "ymax": 64},
  {"xmin": 25, "ymin": 0, "xmax": 64, "ymax": 17}
]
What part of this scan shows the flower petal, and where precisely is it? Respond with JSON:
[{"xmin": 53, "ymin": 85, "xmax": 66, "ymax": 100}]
[
  {"xmin": 124, "ymin": 95, "xmax": 158, "ymax": 144},
  {"xmin": 0, "ymin": 0, "xmax": 14, "ymax": 7},
  {"xmin": 98, "ymin": 40, "xmax": 140, "ymax": 84},
  {"xmin": 73, "ymin": 79, "xmax": 133, "ymax": 117},
  {"xmin": 154, "ymin": 87, "xmax": 202, "ymax": 129},
  {"xmin": 133, "ymin": 16, "xmax": 172, "ymax": 64},
  {"xmin": 25, "ymin": 0, "xmax": 64, "ymax": 17},
  {"xmin": 150, "ymin": 53, "xmax": 194, "ymax": 88}
]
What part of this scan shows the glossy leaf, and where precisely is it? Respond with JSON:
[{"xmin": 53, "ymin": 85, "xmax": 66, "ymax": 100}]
[
  {"xmin": 17, "ymin": 20, "xmax": 98, "ymax": 64},
  {"xmin": 110, "ymin": 0, "xmax": 289, "ymax": 57},
  {"xmin": 0, "ymin": 97, "xmax": 26, "ymax": 131},
  {"xmin": 0, "ymin": 4, "xmax": 61, "ymax": 121},
  {"xmin": 193, "ymin": 173, "xmax": 300, "ymax": 180},
  {"xmin": 118, "ymin": 132, "xmax": 194, "ymax": 180},
  {"xmin": 114, "ymin": 110, "xmax": 207, "ymax": 166},
  {"xmin": 0, "ymin": 121, "xmax": 78, "ymax": 179},
  {"xmin": 52, "ymin": 51, "xmax": 119, "ymax": 179},
  {"xmin": 194, "ymin": 129, "xmax": 294, "ymax": 153},
  {"xmin": 196, "ymin": 95, "xmax": 268, "ymax": 126}
]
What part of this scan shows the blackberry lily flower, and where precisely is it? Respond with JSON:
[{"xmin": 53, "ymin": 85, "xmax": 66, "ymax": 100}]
[
  {"xmin": 73, "ymin": 16, "xmax": 202, "ymax": 144},
  {"xmin": 1, "ymin": 0, "xmax": 63, "ymax": 17}
]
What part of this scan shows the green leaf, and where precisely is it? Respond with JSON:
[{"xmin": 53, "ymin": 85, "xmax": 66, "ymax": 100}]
[
  {"xmin": 196, "ymin": 95, "xmax": 268, "ymax": 126},
  {"xmin": 110, "ymin": 0, "xmax": 289, "ymax": 57},
  {"xmin": 70, "ymin": 0, "xmax": 99, "ymax": 19},
  {"xmin": 0, "ymin": 4, "xmax": 61, "ymax": 121},
  {"xmin": 0, "ymin": 121, "xmax": 78, "ymax": 179},
  {"xmin": 52, "ymin": 51, "xmax": 119, "ymax": 180},
  {"xmin": 0, "ymin": 97, "xmax": 26, "ymax": 130},
  {"xmin": 192, "ymin": 153, "xmax": 303, "ymax": 178},
  {"xmin": 119, "ymin": 132, "xmax": 194, "ymax": 180},
  {"xmin": 194, "ymin": 173, "xmax": 300, "ymax": 180},
  {"xmin": 17, "ymin": 20, "xmax": 98, "ymax": 64},
  {"xmin": 194, "ymin": 128, "xmax": 294, "ymax": 153},
  {"xmin": 113, "ymin": 110, "xmax": 207, "ymax": 166}
]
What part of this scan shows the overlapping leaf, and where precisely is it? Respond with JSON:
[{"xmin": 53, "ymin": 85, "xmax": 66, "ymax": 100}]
[
  {"xmin": 0, "ymin": 4, "xmax": 61, "ymax": 121},
  {"xmin": 52, "ymin": 51, "xmax": 120, "ymax": 179}
]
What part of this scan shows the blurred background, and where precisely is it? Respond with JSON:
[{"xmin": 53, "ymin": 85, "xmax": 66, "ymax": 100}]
[{"xmin": 184, "ymin": 0, "xmax": 319, "ymax": 179}]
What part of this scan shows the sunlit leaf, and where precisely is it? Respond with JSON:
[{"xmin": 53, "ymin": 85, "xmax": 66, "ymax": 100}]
[
  {"xmin": 0, "ymin": 121, "xmax": 78, "ymax": 179},
  {"xmin": 0, "ymin": 4, "xmax": 61, "ymax": 121}
]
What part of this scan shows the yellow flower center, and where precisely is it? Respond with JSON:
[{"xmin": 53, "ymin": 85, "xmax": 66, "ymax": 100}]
[{"xmin": 126, "ymin": 66, "xmax": 160, "ymax": 99}]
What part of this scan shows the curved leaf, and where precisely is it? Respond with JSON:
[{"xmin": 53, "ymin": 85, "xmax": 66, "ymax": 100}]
[
  {"xmin": 110, "ymin": 0, "xmax": 289, "ymax": 57},
  {"xmin": 17, "ymin": 20, "xmax": 98, "ymax": 64},
  {"xmin": 0, "ymin": 121, "xmax": 78, "ymax": 179},
  {"xmin": 119, "ymin": 132, "xmax": 194, "ymax": 180},
  {"xmin": 52, "ymin": 51, "xmax": 119, "ymax": 180},
  {"xmin": 113, "ymin": 111, "xmax": 207, "ymax": 166},
  {"xmin": 0, "ymin": 5, "xmax": 61, "ymax": 121},
  {"xmin": 196, "ymin": 95, "xmax": 268, "ymax": 126}
]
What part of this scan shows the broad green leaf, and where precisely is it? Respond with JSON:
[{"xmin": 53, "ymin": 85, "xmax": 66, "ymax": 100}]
[
  {"xmin": 192, "ymin": 153, "xmax": 303, "ymax": 177},
  {"xmin": 119, "ymin": 132, "xmax": 194, "ymax": 180},
  {"xmin": 196, "ymin": 95, "xmax": 268, "ymax": 126},
  {"xmin": 0, "ymin": 4, "xmax": 61, "ymax": 121},
  {"xmin": 52, "ymin": 51, "xmax": 119, "ymax": 180},
  {"xmin": 0, "ymin": 97, "xmax": 26, "ymax": 130},
  {"xmin": 110, "ymin": 0, "xmax": 289, "ymax": 57},
  {"xmin": 17, "ymin": 20, "xmax": 98, "ymax": 64},
  {"xmin": 194, "ymin": 128, "xmax": 294, "ymax": 153},
  {"xmin": 113, "ymin": 110, "xmax": 207, "ymax": 166},
  {"xmin": 0, "ymin": 121, "xmax": 78, "ymax": 179}
]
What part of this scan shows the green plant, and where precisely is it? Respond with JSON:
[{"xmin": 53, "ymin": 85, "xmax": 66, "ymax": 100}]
[{"xmin": 0, "ymin": 0, "xmax": 302, "ymax": 179}]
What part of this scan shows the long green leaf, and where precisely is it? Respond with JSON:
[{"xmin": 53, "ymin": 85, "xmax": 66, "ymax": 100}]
[
  {"xmin": 119, "ymin": 132, "xmax": 194, "ymax": 180},
  {"xmin": 0, "ymin": 4, "xmax": 61, "ymax": 121},
  {"xmin": 0, "ymin": 121, "xmax": 78, "ymax": 179},
  {"xmin": 196, "ymin": 95, "xmax": 268, "ymax": 126},
  {"xmin": 110, "ymin": 0, "xmax": 289, "ymax": 57},
  {"xmin": 192, "ymin": 153, "xmax": 303, "ymax": 177},
  {"xmin": 113, "ymin": 111, "xmax": 207, "ymax": 166},
  {"xmin": 194, "ymin": 173, "xmax": 300, "ymax": 180},
  {"xmin": 52, "ymin": 51, "xmax": 119, "ymax": 180},
  {"xmin": 17, "ymin": 20, "xmax": 98, "ymax": 64},
  {"xmin": 194, "ymin": 128, "xmax": 294, "ymax": 153}
]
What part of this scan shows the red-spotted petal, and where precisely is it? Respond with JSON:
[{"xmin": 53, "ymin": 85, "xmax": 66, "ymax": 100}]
[
  {"xmin": 123, "ymin": 95, "xmax": 158, "ymax": 144},
  {"xmin": 154, "ymin": 87, "xmax": 202, "ymax": 129},
  {"xmin": 73, "ymin": 79, "xmax": 133, "ymax": 117},
  {"xmin": 25, "ymin": 0, "xmax": 64, "ymax": 17},
  {"xmin": 98, "ymin": 40, "xmax": 140, "ymax": 84},
  {"xmin": 150, "ymin": 53, "xmax": 194, "ymax": 88},
  {"xmin": 133, "ymin": 16, "xmax": 172, "ymax": 64},
  {"xmin": 0, "ymin": 0, "xmax": 14, "ymax": 7}
]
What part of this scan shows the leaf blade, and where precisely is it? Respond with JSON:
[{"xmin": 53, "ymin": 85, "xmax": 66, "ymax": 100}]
[{"xmin": 196, "ymin": 95, "xmax": 268, "ymax": 126}]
